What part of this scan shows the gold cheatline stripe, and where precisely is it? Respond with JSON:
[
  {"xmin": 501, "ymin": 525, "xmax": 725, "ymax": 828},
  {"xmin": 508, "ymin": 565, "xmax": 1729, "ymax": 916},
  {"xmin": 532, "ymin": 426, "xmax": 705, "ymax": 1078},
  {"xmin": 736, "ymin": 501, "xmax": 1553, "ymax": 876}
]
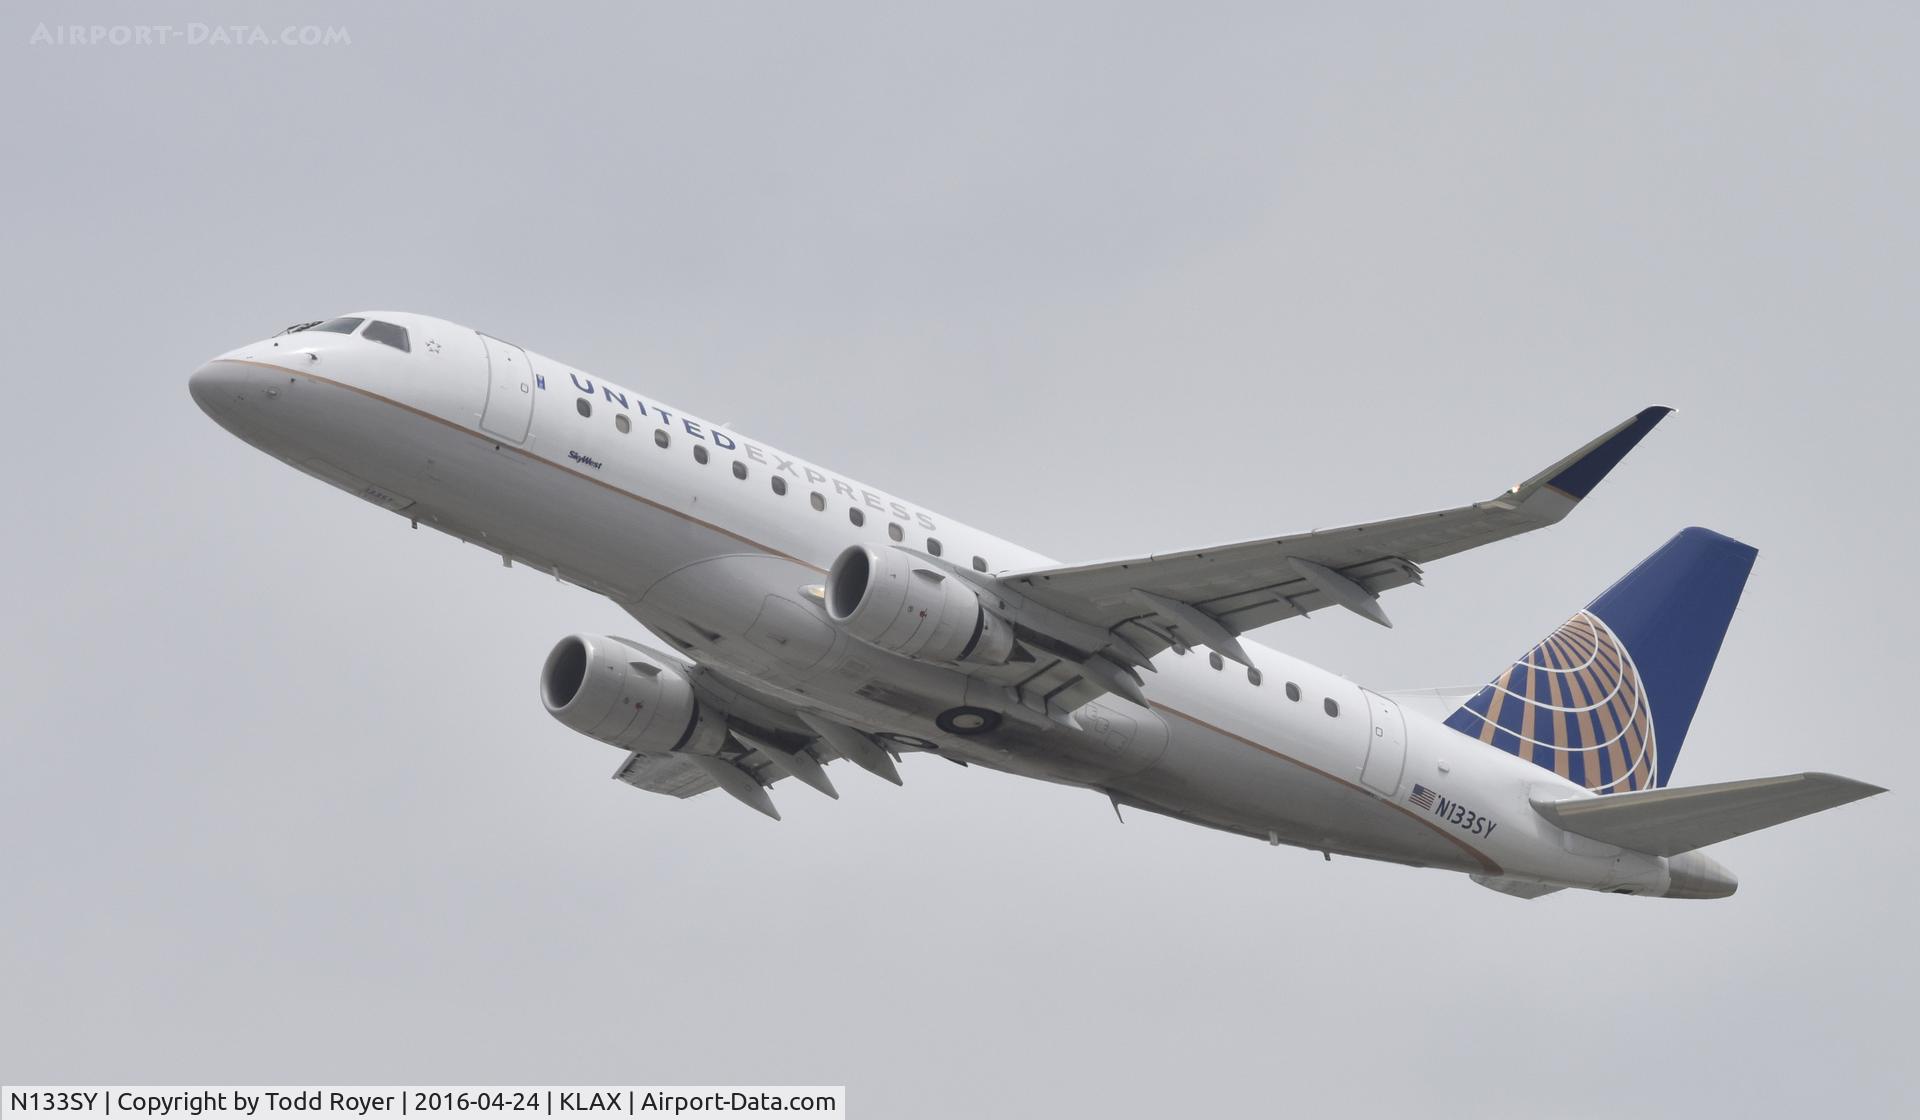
[
  {"xmin": 1155, "ymin": 705, "xmax": 1502, "ymax": 875},
  {"xmin": 222, "ymin": 359, "xmax": 827, "ymax": 573}
]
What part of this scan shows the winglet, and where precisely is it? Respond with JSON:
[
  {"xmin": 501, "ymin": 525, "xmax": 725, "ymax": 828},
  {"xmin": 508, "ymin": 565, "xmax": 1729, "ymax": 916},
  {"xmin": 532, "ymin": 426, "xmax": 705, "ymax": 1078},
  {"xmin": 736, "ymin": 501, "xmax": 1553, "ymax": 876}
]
[{"xmin": 1514, "ymin": 406, "xmax": 1673, "ymax": 502}]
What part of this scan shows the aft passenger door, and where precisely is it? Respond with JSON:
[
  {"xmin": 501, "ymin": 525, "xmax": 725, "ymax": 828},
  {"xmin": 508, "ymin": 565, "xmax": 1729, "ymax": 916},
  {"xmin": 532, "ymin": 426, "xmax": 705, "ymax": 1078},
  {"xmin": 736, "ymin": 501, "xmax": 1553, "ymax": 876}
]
[
  {"xmin": 1360, "ymin": 690, "xmax": 1407, "ymax": 795},
  {"xmin": 478, "ymin": 334, "xmax": 534, "ymax": 443}
]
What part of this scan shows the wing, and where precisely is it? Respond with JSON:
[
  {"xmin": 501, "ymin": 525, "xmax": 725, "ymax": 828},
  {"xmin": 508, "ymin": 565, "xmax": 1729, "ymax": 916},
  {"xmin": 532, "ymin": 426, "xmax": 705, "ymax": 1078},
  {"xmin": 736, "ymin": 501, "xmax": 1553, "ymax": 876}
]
[
  {"xmin": 977, "ymin": 408, "xmax": 1671, "ymax": 717},
  {"xmin": 1003, "ymin": 406, "xmax": 1669, "ymax": 655}
]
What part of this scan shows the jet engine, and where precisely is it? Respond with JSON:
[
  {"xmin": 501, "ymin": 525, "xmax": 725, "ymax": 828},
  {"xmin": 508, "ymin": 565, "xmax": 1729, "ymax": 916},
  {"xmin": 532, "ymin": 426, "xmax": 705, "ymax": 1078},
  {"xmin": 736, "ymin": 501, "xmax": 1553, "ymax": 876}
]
[
  {"xmin": 540, "ymin": 633, "xmax": 708, "ymax": 753},
  {"xmin": 825, "ymin": 545, "xmax": 1016, "ymax": 666}
]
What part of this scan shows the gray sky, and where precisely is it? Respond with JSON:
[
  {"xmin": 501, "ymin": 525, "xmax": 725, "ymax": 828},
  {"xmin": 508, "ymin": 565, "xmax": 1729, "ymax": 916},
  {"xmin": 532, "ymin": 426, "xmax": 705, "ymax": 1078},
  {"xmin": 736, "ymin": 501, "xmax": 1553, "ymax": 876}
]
[{"xmin": 4, "ymin": 3, "xmax": 1915, "ymax": 1115}]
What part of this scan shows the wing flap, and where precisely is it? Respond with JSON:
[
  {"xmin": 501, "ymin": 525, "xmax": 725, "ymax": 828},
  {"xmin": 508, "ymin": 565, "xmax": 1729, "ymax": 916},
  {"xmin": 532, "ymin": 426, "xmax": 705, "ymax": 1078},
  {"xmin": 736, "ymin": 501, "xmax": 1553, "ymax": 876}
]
[
  {"xmin": 614, "ymin": 752, "xmax": 722, "ymax": 798},
  {"xmin": 1531, "ymin": 772, "xmax": 1886, "ymax": 856}
]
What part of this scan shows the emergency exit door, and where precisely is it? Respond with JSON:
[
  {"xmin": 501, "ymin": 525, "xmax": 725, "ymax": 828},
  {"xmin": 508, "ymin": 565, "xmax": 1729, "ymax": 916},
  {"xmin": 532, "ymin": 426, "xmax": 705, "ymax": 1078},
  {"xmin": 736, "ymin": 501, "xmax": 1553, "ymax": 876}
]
[
  {"xmin": 479, "ymin": 334, "xmax": 534, "ymax": 443},
  {"xmin": 1361, "ymin": 690, "xmax": 1407, "ymax": 795}
]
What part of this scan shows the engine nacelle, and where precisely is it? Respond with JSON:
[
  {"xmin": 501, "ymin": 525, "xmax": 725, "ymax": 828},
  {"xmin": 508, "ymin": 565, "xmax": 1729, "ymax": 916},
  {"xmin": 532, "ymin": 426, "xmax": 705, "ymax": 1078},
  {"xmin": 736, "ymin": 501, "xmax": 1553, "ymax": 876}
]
[
  {"xmin": 540, "ymin": 633, "xmax": 706, "ymax": 753},
  {"xmin": 825, "ymin": 545, "xmax": 1016, "ymax": 666}
]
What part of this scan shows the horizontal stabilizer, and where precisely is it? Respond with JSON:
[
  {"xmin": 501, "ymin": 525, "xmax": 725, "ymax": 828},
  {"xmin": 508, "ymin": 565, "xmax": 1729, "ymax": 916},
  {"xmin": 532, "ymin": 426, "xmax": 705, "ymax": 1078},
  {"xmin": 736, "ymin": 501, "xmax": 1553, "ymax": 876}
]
[{"xmin": 1532, "ymin": 772, "xmax": 1885, "ymax": 856}]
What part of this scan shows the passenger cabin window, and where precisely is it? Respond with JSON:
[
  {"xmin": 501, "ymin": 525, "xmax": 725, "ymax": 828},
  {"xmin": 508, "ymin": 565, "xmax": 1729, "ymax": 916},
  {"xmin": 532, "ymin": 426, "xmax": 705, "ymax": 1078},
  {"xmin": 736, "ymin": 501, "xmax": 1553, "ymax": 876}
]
[
  {"xmin": 363, "ymin": 320, "xmax": 410, "ymax": 352},
  {"xmin": 810, "ymin": 492, "xmax": 825, "ymax": 511},
  {"xmin": 310, "ymin": 316, "xmax": 364, "ymax": 335},
  {"xmin": 575, "ymin": 398, "xmax": 592, "ymax": 418},
  {"xmin": 1323, "ymin": 698, "xmax": 1339, "ymax": 718},
  {"xmin": 1209, "ymin": 652, "xmax": 1224, "ymax": 671},
  {"xmin": 732, "ymin": 461, "xmax": 747, "ymax": 480},
  {"xmin": 927, "ymin": 538, "xmax": 943, "ymax": 557},
  {"xmin": 888, "ymin": 523, "xmax": 903, "ymax": 542},
  {"xmin": 849, "ymin": 508, "xmax": 865, "ymax": 527},
  {"xmin": 1248, "ymin": 668, "xmax": 1263, "ymax": 686},
  {"xmin": 614, "ymin": 414, "xmax": 631, "ymax": 434},
  {"xmin": 772, "ymin": 476, "xmax": 788, "ymax": 496},
  {"xmin": 693, "ymin": 445, "xmax": 709, "ymax": 465},
  {"xmin": 1285, "ymin": 682, "xmax": 1301, "ymax": 702},
  {"xmin": 972, "ymin": 556, "xmax": 987, "ymax": 572},
  {"xmin": 654, "ymin": 429, "xmax": 670, "ymax": 448}
]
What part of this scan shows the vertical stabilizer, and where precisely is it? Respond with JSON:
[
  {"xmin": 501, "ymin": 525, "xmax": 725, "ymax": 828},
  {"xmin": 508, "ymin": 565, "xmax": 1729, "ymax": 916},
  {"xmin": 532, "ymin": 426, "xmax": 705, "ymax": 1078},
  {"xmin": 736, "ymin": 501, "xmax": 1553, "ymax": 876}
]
[{"xmin": 1444, "ymin": 528, "xmax": 1757, "ymax": 792}]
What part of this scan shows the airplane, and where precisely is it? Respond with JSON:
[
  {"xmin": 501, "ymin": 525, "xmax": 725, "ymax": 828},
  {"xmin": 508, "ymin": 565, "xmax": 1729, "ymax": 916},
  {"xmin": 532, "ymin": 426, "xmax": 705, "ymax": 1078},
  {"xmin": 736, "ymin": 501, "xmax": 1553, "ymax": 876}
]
[{"xmin": 188, "ymin": 311, "xmax": 1885, "ymax": 900}]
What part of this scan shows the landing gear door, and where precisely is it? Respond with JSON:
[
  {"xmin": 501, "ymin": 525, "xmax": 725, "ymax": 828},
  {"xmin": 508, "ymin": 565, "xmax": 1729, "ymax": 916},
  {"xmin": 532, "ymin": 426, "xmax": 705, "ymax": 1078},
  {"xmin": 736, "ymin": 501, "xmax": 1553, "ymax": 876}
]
[
  {"xmin": 1361, "ymin": 690, "xmax": 1407, "ymax": 796},
  {"xmin": 478, "ymin": 334, "xmax": 534, "ymax": 443}
]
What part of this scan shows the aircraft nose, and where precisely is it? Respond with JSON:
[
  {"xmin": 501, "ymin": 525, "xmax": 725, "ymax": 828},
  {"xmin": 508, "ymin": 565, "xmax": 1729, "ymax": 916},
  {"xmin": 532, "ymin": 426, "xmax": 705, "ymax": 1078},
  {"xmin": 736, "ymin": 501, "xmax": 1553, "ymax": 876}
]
[
  {"xmin": 188, "ymin": 359, "xmax": 244, "ymax": 416},
  {"xmin": 189, "ymin": 361, "xmax": 232, "ymax": 414}
]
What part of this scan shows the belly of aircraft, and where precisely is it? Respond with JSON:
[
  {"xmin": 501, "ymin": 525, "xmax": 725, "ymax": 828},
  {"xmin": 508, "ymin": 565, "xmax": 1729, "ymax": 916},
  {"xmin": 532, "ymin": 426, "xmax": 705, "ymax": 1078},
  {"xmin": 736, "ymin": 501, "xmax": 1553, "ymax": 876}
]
[{"xmin": 1110, "ymin": 712, "xmax": 1494, "ymax": 872}]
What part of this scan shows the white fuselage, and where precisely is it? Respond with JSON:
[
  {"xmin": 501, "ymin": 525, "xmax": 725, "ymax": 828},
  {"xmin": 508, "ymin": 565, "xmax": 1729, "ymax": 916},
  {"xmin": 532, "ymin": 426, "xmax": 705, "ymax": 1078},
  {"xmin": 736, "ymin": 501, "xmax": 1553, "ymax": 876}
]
[{"xmin": 189, "ymin": 311, "xmax": 1696, "ymax": 896}]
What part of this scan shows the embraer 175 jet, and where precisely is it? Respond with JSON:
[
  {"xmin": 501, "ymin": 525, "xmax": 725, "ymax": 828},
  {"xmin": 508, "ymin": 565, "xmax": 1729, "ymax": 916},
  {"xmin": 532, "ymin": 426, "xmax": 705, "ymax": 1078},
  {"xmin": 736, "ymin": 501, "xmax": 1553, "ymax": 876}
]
[{"xmin": 189, "ymin": 311, "xmax": 1884, "ymax": 900}]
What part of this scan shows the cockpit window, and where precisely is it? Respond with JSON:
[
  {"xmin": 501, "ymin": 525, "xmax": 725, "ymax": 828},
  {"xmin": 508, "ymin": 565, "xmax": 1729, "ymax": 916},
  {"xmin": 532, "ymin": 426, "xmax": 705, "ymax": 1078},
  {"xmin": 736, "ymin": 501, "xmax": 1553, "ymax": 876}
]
[
  {"xmin": 310, "ymin": 316, "xmax": 365, "ymax": 335},
  {"xmin": 363, "ymin": 320, "xmax": 410, "ymax": 352}
]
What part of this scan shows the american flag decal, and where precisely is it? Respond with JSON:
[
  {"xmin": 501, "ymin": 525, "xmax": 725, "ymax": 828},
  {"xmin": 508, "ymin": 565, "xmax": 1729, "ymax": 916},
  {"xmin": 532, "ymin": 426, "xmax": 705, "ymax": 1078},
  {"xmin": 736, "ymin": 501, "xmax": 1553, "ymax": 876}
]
[{"xmin": 1409, "ymin": 784, "xmax": 1437, "ymax": 811}]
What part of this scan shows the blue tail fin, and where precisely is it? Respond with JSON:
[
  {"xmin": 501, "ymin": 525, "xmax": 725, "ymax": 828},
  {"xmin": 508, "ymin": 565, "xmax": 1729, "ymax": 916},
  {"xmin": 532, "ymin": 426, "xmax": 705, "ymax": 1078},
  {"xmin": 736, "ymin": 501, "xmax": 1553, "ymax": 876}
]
[{"xmin": 1443, "ymin": 528, "xmax": 1757, "ymax": 793}]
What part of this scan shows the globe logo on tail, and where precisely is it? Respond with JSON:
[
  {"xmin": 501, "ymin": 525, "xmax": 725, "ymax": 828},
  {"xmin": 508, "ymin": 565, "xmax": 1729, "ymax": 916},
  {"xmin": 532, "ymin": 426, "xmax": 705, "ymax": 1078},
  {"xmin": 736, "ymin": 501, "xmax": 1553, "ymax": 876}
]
[{"xmin": 1443, "ymin": 610, "xmax": 1656, "ymax": 793}]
